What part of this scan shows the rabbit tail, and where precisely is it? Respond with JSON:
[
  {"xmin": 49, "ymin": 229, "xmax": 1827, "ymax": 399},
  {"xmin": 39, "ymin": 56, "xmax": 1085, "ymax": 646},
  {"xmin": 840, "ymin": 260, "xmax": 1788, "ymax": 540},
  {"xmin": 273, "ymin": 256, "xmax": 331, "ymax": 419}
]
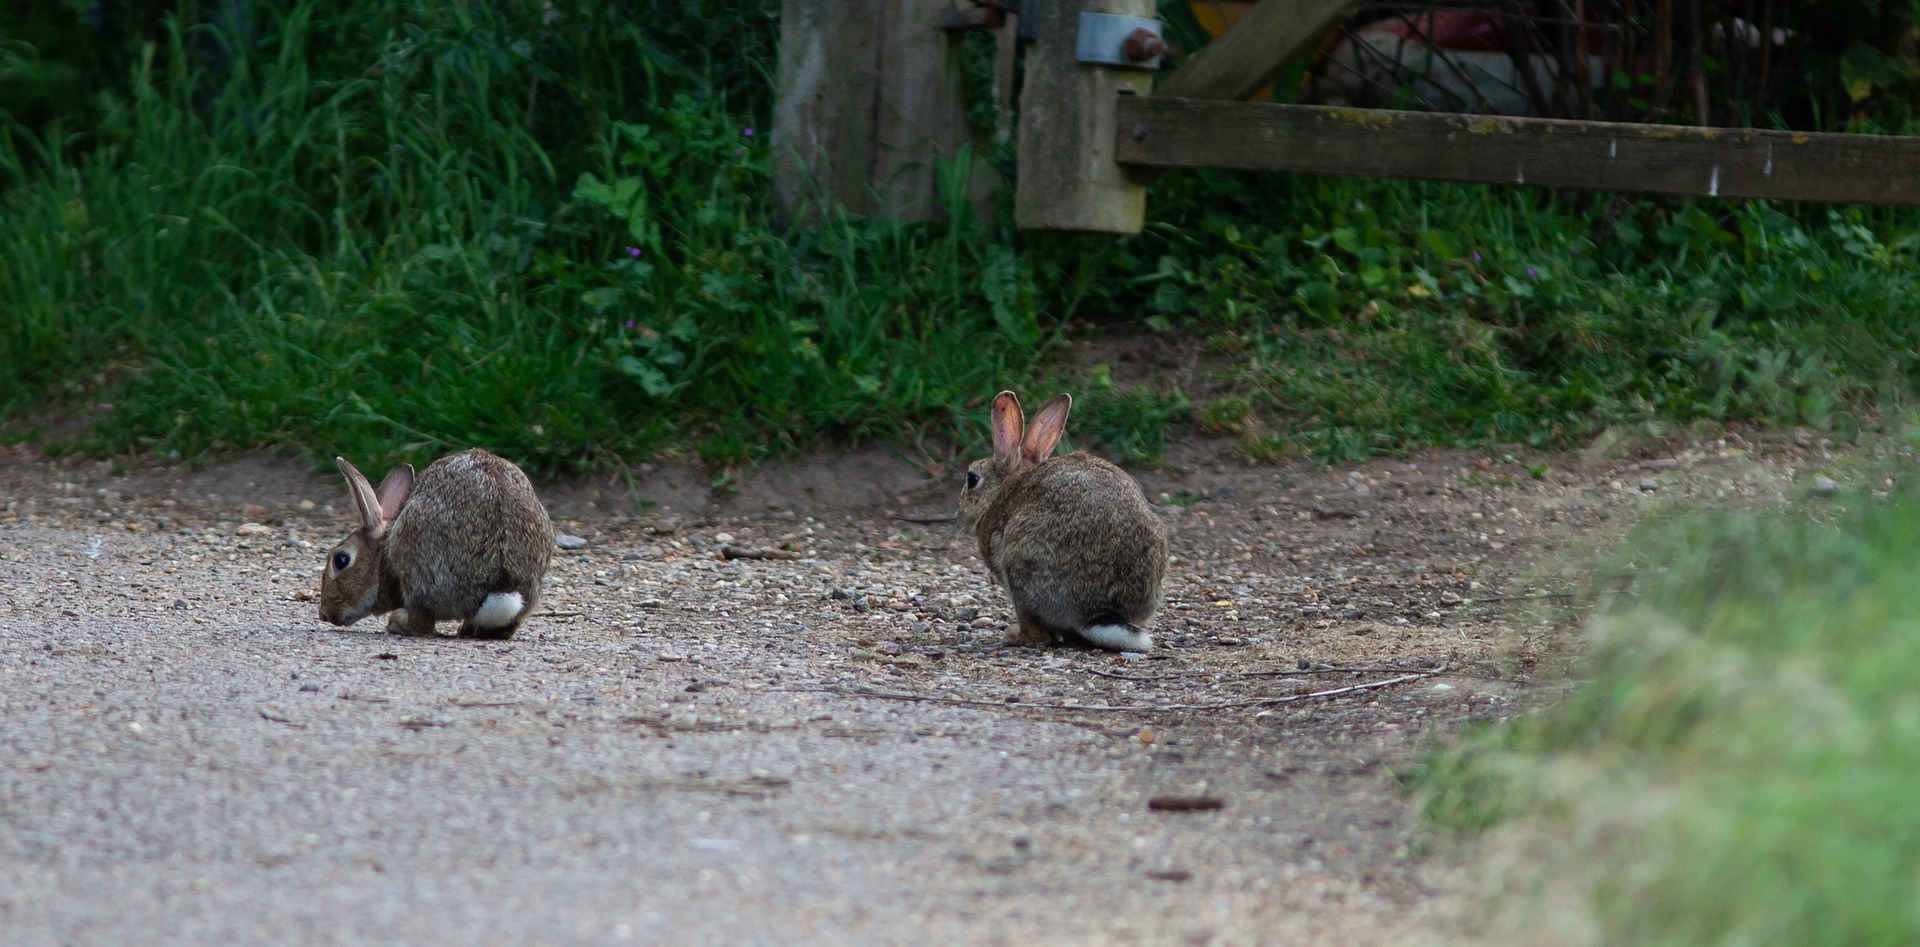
[{"xmin": 1079, "ymin": 622, "xmax": 1153, "ymax": 652}]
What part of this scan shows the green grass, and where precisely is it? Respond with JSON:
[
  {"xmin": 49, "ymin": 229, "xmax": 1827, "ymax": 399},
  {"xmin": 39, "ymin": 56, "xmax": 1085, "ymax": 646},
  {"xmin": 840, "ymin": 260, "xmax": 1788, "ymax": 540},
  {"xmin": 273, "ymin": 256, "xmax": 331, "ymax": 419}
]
[
  {"xmin": 0, "ymin": 2, "xmax": 1032, "ymax": 474},
  {"xmin": 1124, "ymin": 173, "xmax": 1920, "ymax": 461},
  {"xmin": 1417, "ymin": 457, "xmax": 1920, "ymax": 946},
  {"xmin": 8, "ymin": 1, "xmax": 1920, "ymax": 475}
]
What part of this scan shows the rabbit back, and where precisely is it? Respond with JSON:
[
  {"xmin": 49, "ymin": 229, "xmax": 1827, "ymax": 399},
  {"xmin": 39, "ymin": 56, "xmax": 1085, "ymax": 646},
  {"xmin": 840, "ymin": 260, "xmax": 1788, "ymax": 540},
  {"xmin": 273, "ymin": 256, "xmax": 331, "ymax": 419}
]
[
  {"xmin": 385, "ymin": 449, "xmax": 554, "ymax": 632},
  {"xmin": 976, "ymin": 453, "xmax": 1169, "ymax": 644}
]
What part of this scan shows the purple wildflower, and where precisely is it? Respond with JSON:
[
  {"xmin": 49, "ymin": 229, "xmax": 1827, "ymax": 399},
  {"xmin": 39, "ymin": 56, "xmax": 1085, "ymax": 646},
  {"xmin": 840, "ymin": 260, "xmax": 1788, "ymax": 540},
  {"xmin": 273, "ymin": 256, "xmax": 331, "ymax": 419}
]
[
  {"xmin": 743, "ymin": 127, "xmax": 754, "ymax": 138},
  {"xmin": 1526, "ymin": 266, "xmax": 1536, "ymax": 277},
  {"xmin": 1471, "ymin": 250, "xmax": 1481, "ymax": 263},
  {"xmin": 626, "ymin": 246, "xmax": 641, "ymax": 258},
  {"xmin": 624, "ymin": 320, "xmax": 636, "ymax": 329}
]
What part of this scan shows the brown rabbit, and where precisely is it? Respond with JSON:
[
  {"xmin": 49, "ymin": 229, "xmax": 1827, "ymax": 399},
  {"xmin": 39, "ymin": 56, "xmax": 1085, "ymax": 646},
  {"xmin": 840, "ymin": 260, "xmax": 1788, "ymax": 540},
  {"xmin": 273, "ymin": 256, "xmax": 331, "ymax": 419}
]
[
  {"xmin": 319, "ymin": 448, "xmax": 554, "ymax": 639},
  {"xmin": 958, "ymin": 391, "xmax": 1170, "ymax": 651}
]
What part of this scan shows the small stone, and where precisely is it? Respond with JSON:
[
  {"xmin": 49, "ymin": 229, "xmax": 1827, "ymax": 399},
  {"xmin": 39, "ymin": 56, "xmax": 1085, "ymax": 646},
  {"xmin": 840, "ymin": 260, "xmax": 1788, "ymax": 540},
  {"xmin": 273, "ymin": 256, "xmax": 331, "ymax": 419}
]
[
  {"xmin": 1811, "ymin": 475, "xmax": 1841, "ymax": 497},
  {"xmin": 297, "ymin": 499, "xmax": 317, "ymax": 511},
  {"xmin": 712, "ymin": 532, "xmax": 735, "ymax": 544},
  {"xmin": 243, "ymin": 504, "xmax": 271, "ymax": 518},
  {"xmin": 299, "ymin": 683, "xmax": 320, "ymax": 693},
  {"xmin": 1638, "ymin": 478, "xmax": 1658, "ymax": 492},
  {"xmin": 556, "ymin": 534, "xmax": 589, "ymax": 551},
  {"xmin": 235, "ymin": 522, "xmax": 273, "ymax": 537},
  {"xmin": 172, "ymin": 599, "xmax": 189, "ymax": 610},
  {"xmin": 829, "ymin": 588, "xmax": 853, "ymax": 601},
  {"xmin": 658, "ymin": 652, "xmax": 686, "ymax": 662}
]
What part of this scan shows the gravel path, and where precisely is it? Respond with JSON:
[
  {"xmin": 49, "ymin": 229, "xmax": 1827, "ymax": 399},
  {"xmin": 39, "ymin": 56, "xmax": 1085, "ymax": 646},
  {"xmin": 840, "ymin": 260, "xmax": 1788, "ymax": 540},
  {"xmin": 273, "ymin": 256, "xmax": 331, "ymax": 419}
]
[{"xmin": 0, "ymin": 433, "xmax": 1830, "ymax": 945}]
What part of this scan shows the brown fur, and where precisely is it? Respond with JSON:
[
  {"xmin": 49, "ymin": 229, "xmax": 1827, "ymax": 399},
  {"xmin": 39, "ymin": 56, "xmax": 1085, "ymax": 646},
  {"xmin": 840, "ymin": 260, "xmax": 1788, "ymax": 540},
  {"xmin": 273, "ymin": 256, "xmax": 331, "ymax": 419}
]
[
  {"xmin": 958, "ymin": 392, "xmax": 1170, "ymax": 649},
  {"xmin": 319, "ymin": 448, "xmax": 554, "ymax": 639}
]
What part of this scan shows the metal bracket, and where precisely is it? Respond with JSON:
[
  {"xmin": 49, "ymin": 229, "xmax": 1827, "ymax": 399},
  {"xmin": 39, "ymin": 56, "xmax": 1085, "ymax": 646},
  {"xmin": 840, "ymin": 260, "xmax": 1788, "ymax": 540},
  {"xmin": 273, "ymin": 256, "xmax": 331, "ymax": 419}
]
[{"xmin": 1074, "ymin": 12, "xmax": 1164, "ymax": 70}]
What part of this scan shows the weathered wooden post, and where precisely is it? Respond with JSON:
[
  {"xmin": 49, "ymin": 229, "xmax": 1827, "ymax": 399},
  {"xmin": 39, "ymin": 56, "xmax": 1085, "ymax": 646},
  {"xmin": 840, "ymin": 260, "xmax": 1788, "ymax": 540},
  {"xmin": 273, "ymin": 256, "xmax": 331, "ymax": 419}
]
[
  {"xmin": 1012, "ymin": 0, "xmax": 1161, "ymax": 232},
  {"xmin": 773, "ymin": 0, "xmax": 1002, "ymax": 223}
]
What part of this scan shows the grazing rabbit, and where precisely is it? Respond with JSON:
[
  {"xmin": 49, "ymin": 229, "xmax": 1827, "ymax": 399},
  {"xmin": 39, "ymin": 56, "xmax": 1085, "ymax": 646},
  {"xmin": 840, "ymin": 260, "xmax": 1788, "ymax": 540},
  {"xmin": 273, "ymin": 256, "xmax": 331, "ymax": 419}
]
[
  {"xmin": 319, "ymin": 448, "xmax": 554, "ymax": 639},
  {"xmin": 958, "ymin": 390, "xmax": 1170, "ymax": 651}
]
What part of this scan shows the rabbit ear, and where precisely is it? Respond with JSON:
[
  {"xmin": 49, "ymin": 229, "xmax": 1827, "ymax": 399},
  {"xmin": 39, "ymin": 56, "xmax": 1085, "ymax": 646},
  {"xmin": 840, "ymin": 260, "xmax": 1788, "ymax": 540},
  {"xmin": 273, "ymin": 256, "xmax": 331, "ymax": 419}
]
[
  {"xmin": 375, "ymin": 464, "xmax": 415, "ymax": 523},
  {"xmin": 337, "ymin": 457, "xmax": 390, "ymax": 540},
  {"xmin": 1022, "ymin": 393, "xmax": 1072, "ymax": 463},
  {"xmin": 990, "ymin": 391, "xmax": 1025, "ymax": 468}
]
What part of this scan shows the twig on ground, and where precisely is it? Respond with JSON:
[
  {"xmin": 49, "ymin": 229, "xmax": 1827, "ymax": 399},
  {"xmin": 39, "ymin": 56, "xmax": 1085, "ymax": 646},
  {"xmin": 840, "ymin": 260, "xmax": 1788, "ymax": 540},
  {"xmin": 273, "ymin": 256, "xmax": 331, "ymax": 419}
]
[
  {"xmin": 778, "ymin": 666, "xmax": 1444, "ymax": 713},
  {"xmin": 716, "ymin": 545, "xmax": 802, "ymax": 561},
  {"xmin": 892, "ymin": 514, "xmax": 958, "ymax": 524},
  {"xmin": 1085, "ymin": 665, "xmax": 1437, "ymax": 682},
  {"xmin": 1085, "ymin": 664, "xmax": 1531, "ymax": 686}
]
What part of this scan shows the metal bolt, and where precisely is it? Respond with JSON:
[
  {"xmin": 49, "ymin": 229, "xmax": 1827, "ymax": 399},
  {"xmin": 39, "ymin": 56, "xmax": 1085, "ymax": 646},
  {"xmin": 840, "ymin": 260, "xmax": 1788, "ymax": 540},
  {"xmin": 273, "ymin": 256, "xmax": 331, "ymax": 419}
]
[{"xmin": 1122, "ymin": 28, "xmax": 1165, "ymax": 63}]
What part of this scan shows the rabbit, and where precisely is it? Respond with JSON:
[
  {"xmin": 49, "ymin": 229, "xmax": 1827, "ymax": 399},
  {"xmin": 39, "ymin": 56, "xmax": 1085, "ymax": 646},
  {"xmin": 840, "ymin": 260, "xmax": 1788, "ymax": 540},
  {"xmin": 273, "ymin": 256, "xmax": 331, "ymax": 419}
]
[
  {"xmin": 957, "ymin": 390, "xmax": 1170, "ymax": 651},
  {"xmin": 319, "ymin": 447, "xmax": 555, "ymax": 639}
]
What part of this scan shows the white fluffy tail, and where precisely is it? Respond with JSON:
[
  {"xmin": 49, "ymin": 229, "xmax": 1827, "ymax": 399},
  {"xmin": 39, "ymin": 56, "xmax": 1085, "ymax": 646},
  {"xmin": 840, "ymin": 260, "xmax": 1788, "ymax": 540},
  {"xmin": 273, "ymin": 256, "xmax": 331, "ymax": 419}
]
[
  {"xmin": 471, "ymin": 591, "xmax": 525, "ymax": 629},
  {"xmin": 1080, "ymin": 623, "xmax": 1153, "ymax": 652}
]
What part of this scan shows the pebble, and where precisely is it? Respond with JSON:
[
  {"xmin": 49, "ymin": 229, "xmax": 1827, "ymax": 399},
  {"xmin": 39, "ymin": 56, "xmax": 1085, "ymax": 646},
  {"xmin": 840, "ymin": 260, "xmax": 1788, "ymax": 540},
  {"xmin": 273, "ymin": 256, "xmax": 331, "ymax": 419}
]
[
  {"xmin": 1811, "ymin": 475, "xmax": 1840, "ymax": 497},
  {"xmin": 556, "ymin": 534, "xmax": 589, "ymax": 551},
  {"xmin": 235, "ymin": 523, "xmax": 273, "ymax": 537},
  {"xmin": 1638, "ymin": 478, "xmax": 1658, "ymax": 492}
]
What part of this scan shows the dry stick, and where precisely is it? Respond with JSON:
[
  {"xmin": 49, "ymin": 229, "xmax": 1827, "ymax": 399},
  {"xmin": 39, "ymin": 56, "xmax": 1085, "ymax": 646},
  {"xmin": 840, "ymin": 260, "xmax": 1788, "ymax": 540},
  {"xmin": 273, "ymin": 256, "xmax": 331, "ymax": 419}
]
[
  {"xmin": 781, "ymin": 667, "xmax": 1444, "ymax": 713},
  {"xmin": 716, "ymin": 545, "xmax": 802, "ymax": 561},
  {"xmin": 892, "ymin": 514, "xmax": 958, "ymax": 525},
  {"xmin": 1087, "ymin": 664, "xmax": 1533, "ymax": 685},
  {"xmin": 1468, "ymin": 592, "xmax": 1574, "ymax": 603},
  {"xmin": 1085, "ymin": 664, "xmax": 1440, "ymax": 682}
]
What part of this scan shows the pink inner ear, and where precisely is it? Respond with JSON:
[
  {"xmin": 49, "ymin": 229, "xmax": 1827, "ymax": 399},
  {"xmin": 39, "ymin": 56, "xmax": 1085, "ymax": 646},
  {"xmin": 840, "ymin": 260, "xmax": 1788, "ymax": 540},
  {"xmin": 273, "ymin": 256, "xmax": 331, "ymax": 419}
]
[
  {"xmin": 375, "ymin": 464, "xmax": 414, "ymax": 523},
  {"xmin": 1023, "ymin": 394, "xmax": 1072, "ymax": 463},
  {"xmin": 990, "ymin": 391, "xmax": 1025, "ymax": 468}
]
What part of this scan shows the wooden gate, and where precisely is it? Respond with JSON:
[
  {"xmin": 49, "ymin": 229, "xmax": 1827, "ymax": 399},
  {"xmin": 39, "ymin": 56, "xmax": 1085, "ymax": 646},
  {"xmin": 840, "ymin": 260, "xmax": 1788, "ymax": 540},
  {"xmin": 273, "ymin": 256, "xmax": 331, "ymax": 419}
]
[{"xmin": 775, "ymin": 0, "xmax": 1920, "ymax": 232}]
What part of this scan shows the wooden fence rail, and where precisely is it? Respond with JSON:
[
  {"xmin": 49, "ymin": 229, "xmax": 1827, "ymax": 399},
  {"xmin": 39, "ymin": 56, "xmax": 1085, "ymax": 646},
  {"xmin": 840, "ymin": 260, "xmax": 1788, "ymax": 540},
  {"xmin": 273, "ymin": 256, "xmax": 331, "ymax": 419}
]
[{"xmin": 1116, "ymin": 96, "xmax": 1920, "ymax": 206}]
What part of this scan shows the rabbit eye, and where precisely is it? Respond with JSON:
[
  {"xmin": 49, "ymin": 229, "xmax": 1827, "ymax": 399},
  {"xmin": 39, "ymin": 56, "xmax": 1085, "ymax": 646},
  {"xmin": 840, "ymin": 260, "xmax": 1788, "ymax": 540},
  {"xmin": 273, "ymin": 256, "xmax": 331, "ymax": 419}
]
[
  {"xmin": 332, "ymin": 551, "xmax": 352, "ymax": 571},
  {"xmin": 965, "ymin": 471, "xmax": 981, "ymax": 490}
]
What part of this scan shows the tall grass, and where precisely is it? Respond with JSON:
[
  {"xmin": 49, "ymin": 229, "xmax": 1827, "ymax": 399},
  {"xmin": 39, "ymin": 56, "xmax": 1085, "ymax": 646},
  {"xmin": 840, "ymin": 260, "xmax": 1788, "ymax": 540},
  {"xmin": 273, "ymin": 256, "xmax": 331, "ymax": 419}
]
[
  {"xmin": 0, "ymin": 1, "xmax": 1031, "ymax": 473},
  {"xmin": 1419, "ymin": 461, "xmax": 1920, "ymax": 945},
  {"xmin": 7, "ymin": 0, "xmax": 1920, "ymax": 472}
]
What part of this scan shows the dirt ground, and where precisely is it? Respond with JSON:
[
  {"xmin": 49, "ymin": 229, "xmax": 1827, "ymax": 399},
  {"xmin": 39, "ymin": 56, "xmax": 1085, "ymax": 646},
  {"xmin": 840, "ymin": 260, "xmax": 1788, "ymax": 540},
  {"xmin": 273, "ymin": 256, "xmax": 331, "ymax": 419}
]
[{"xmin": 0, "ymin": 428, "xmax": 1839, "ymax": 946}]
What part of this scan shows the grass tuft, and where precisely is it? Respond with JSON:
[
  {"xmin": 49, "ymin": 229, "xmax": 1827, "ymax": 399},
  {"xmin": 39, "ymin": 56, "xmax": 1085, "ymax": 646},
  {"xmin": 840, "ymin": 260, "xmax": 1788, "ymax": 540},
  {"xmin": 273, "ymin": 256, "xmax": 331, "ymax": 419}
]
[{"xmin": 1418, "ymin": 456, "xmax": 1920, "ymax": 945}]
